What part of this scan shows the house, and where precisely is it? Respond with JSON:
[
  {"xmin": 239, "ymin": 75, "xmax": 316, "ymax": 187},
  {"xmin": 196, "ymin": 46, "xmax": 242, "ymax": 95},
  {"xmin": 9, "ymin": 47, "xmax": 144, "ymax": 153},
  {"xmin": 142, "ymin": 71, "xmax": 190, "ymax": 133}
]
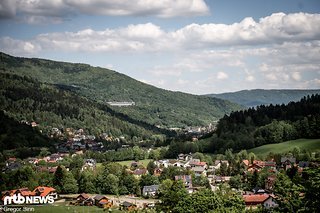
[
  {"xmin": 142, "ymin": 185, "xmax": 159, "ymax": 197},
  {"xmin": 81, "ymin": 159, "xmax": 96, "ymax": 172},
  {"xmin": 191, "ymin": 166, "xmax": 206, "ymax": 177},
  {"xmin": 243, "ymin": 194, "xmax": 278, "ymax": 209},
  {"xmin": 9, "ymin": 188, "xmax": 33, "ymax": 197},
  {"xmin": 188, "ymin": 159, "xmax": 207, "ymax": 168},
  {"xmin": 265, "ymin": 175, "xmax": 276, "ymax": 192},
  {"xmin": 33, "ymin": 186, "xmax": 58, "ymax": 199},
  {"xmin": 178, "ymin": 153, "xmax": 192, "ymax": 161},
  {"xmin": 214, "ymin": 176, "xmax": 231, "ymax": 183},
  {"xmin": 31, "ymin": 121, "xmax": 38, "ymax": 127},
  {"xmin": 264, "ymin": 161, "xmax": 277, "ymax": 169},
  {"xmin": 173, "ymin": 161, "xmax": 185, "ymax": 168},
  {"xmin": 247, "ymin": 164, "xmax": 263, "ymax": 173},
  {"xmin": 26, "ymin": 157, "xmax": 39, "ymax": 165},
  {"xmin": 120, "ymin": 201, "xmax": 137, "ymax": 211},
  {"xmin": 242, "ymin": 160, "xmax": 250, "ymax": 168},
  {"xmin": 76, "ymin": 193, "xmax": 93, "ymax": 206},
  {"xmin": 253, "ymin": 187, "xmax": 266, "ymax": 194},
  {"xmin": 153, "ymin": 168, "xmax": 162, "ymax": 176},
  {"xmin": 175, "ymin": 175, "xmax": 193, "ymax": 193},
  {"xmin": 155, "ymin": 159, "xmax": 170, "ymax": 168},
  {"xmin": 207, "ymin": 166, "xmax": 215, "ymax": 175},
  {"xmin": 93, "ymin": 195, "xmax": 112, "ymax": 208},
  {"xmin": 133, "ymin": 168, "xmax": 148, "ymax": 178},
  {"xmin": 281, "ymin": 157, "xmax": 296, "ymax": 169},
  {"xmin": 213, "ymin": 160, "xmax": 229, "ymax": 170}
]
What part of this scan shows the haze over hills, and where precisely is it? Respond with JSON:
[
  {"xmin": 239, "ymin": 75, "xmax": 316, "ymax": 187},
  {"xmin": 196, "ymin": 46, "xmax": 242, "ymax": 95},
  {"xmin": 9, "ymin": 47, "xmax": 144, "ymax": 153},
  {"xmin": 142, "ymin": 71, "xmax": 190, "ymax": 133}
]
[
  {"xmin": 0, "ymin": 52, "xmax": 241, "ymax": 128},
  {"xmin": 207, "ymin": 89, "xmax": 320, "ymax": 107}
]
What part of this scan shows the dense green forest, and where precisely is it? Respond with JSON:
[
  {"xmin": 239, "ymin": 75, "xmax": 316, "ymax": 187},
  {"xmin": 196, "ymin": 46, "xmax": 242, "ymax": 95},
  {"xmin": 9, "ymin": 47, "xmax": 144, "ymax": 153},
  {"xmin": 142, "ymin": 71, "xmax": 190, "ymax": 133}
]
[
  {"xmin": 0, "ymin": 72, "xmax": 173, "ymax": 145},
  {"xmin": 0, "ymin": 110, "xmax": 55, "ymax": 159},
  {"xmin": 167, "ymin": 95, "xmax": 320, "ymax": 155},
  {"xmin": 208, "ymin": 89, "xmax": 320, "ymax": 107},
  {"xmin": 0, "ymin": 52, "xmax": 241, "ymax": 128}
]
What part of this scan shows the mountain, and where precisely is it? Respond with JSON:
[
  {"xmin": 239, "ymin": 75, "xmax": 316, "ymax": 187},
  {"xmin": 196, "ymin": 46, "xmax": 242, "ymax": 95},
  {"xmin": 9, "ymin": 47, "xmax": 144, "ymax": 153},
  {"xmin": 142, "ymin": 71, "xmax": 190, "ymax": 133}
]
[
  {"xmin": 207, "ymin": 89, "xmax": 320, "ymax": 107},
  {"xmin": 0, "ymin": 52, "xmax": 241, "ymax": 128},
  {"xmin": 0, "ymin": 72, "xmax": 174, "ymax": 145},
  {"xmin": 0, "ymin": 110, "xmax": 55, "ymax": 159}
]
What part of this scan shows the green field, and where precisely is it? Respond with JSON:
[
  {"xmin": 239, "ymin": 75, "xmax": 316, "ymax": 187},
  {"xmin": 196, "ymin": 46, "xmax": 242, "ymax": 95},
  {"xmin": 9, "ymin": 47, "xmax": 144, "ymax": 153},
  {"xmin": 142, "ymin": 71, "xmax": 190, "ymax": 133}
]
[
  {"xmin": 96, "ymin": 159, "xmax": 152, "ymax": 168},
  {"xmin": 248, "ymin": 138, "xmax": 320, "ymax": 157}
]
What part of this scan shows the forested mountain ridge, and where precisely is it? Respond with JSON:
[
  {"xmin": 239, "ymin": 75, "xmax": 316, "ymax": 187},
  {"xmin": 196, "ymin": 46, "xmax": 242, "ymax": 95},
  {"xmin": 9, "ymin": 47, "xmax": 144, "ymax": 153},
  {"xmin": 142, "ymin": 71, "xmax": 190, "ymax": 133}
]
[
  {"xmin": 0, "ymin": 110, "xmax": 55, "ymax": 159},
  {"xmin": 192, "ymin": 94, "xmax": 320, "ymax": 154},
  {"xmin": 0, "ymin": 72, "xmax": 174, "ymax": 146},
  {"xmin": 207, "ymin": 89, "xmax": 320, "ymax": 107},
  {"xmin": 0, "ymin": 52, "xmax": 242, "ymax": 128}
]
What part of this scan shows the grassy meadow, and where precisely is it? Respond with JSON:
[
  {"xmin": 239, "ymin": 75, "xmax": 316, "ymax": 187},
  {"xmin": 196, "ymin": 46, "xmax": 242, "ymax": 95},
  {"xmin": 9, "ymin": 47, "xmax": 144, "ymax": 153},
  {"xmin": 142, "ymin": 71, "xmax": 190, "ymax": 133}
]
[{"xmin": 248, "ymin": 138, "xmax": 320, "ymax": 157}]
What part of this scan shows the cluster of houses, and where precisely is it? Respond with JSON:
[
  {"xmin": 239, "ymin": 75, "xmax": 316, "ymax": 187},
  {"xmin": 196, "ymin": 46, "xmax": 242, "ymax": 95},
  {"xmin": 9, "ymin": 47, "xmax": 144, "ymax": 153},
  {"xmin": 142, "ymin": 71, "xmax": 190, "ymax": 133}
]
[
  {"xmin": 2, "ymin": 154, "xmax": 99, "ymax": 175},
  {"xmin": 138, "ymin": 154, "xmax": 312, "ymax": 210},
  {"xmin": 2, "ymin": 150, "xmax": 313, "ymax": 211},
  {"xmin": 1, "ymin": 186, "xmax": 58, "ymax": 204}
]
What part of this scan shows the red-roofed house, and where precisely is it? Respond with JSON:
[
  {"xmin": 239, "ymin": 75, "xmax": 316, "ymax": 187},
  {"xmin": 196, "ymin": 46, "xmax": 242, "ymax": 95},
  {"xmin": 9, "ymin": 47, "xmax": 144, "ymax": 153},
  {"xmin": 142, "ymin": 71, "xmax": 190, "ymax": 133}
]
[
  {"xmin": 32, "ymin": 186, "xmax": 58, "ymax": 199},
  {"xmin": 243, "ymin": 194, "xmax": 278, "ymax": 209}
]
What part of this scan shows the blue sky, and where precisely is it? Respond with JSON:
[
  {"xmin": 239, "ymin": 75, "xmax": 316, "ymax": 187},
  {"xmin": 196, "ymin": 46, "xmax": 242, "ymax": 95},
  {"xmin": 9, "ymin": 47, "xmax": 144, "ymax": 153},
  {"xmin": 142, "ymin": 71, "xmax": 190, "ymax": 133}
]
[{"xmin": 1, "ymin": 0, "xmax": 320, "ymax": 94}]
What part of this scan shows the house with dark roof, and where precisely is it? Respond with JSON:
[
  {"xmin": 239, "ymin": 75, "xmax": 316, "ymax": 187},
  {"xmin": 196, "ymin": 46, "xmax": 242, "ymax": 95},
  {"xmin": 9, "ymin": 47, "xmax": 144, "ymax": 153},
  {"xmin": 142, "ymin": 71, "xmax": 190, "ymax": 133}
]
[
  {"xmin": 76, "ymin": 193, "xmax": 93, "ymax": 206},
  {"xmin": 93, "ymin": 195, "xmax": 112, "ymax": 208},
  {"xmin": 120, "ymin": 201, "xmax": 137, "ymax": 211},
  {"xmin": 142, "ymin": 185, "xmax": 159, "ymax": 197},
  {"xmin": 281, "ymin": 157, "xmax": 296, "ymax": 170}
]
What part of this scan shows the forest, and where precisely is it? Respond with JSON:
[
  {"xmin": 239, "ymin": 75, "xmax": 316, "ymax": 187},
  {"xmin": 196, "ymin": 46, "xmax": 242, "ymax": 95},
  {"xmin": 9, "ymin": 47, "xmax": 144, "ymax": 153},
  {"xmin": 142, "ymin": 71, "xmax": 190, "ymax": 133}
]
[
  {"xmin": 0, "ymin": 72, "xmax": 173, "ymax": 145},
  {"xmin": 166, "ymin": 94, "xmax": 320, "ymax": 155},
  {"xmin": 0, "ymin": 52, "xmax": 241, "ymax": 128}
]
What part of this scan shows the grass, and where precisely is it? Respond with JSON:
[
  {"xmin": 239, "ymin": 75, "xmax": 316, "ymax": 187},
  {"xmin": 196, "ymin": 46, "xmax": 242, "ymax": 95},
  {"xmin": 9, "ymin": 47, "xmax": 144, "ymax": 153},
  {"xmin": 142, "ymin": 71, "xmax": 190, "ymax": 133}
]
[
  {"xmin": 96, "ymin": 159, "xmax": 152, "ymax": 168},
  {"xmin": 248, "ymin": 138, "xmax": 320, "ymax": 157}
]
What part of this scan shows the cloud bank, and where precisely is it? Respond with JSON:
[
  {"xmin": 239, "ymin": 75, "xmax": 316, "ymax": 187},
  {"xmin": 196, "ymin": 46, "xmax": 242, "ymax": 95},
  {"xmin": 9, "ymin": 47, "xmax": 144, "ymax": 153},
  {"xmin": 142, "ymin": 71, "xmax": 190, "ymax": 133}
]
[
  {"xmin": 0, "ymin": 0, "xmax": 209, "ymax": 23},
  {"xmin": 0, "ymin": 12, "xmax": 319, "ymax": 93}
]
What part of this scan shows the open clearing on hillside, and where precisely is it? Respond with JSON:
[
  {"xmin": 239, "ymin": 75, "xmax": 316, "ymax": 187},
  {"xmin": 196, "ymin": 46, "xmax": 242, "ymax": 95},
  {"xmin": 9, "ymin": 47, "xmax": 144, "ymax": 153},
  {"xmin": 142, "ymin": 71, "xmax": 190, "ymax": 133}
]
[{"xmin": 248, "ymin": 138, "xmax": 320, "ymax": 157}]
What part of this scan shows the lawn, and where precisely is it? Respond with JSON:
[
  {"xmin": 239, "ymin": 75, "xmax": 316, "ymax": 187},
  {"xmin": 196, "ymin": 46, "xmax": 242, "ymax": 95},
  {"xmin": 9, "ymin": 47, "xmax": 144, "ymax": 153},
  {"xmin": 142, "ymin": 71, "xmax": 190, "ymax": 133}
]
[
  {"xmin": 96, "ymin": 159, "xmax": 152, "ymax": 168},
  {"xmin": 248, "ymin": 138, "xmax": 320, "ymax": 157}
]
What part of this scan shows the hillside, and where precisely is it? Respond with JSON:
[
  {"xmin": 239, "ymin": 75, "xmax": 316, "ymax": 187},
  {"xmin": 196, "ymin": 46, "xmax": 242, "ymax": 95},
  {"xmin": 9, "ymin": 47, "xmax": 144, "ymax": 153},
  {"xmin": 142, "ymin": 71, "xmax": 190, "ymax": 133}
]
[
  {"xmin": 0, "ymin": 52, "xmax": 241, "ymax": 128},
  {"xmin": 192, "ymin": 94, "xmax": 320, "ymax": 154},
  {"xmin": 248, "ymin": 138, "xmax": 320, "ymax": 157},
  {"xmin": 0, "ymin": 72, "xmax": 173, "ymax": 146},
  {"xmin": 207, "ymin": 89, "xmax": 320, "ymax": 107},
  {"xmin": 0, "ymin": 110, "xmax": 55, "ymax": 159}
]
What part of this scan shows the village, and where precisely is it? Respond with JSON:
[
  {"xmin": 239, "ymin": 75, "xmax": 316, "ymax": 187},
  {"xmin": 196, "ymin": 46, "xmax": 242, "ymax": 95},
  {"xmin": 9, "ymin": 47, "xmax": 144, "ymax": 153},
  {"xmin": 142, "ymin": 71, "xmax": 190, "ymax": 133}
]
[{"xmin": 1, "ymin": 146, "xmax": 315, "ymax": 212}]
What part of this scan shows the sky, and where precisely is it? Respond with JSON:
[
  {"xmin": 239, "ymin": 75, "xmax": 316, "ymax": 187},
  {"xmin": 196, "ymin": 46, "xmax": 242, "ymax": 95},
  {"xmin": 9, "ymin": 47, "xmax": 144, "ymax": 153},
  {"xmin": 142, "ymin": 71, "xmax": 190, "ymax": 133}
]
[{"xmin": 0, "ymin": 0, "xmax": 320, "ymax": 95}]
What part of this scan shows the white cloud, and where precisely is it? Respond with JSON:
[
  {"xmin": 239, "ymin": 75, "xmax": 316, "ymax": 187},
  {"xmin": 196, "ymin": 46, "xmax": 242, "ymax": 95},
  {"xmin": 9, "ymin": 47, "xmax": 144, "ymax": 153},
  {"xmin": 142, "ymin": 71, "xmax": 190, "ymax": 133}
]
[
  {"xmin": 245, "ymin": 75, "xmax": 255, "ymax": 82},
  {"xmin": 292, "ymin": 72, "xmax": 302, "ymax": 81},
  {"xmin": 171, "ymin": 13, "xmax": 320, "ymax": 48},
  {"xmin": 66, "ymin": 0, "xmax": 209, "ymax": 17},
  {"xmin": 1, "ymin": 12, "xmax": 319, "ymax": 54},
  {"xmin": 217, "ymin": 71, "xmax": 228, "ymax": 80},
  {"xmin": 1, "ymin": 0, "xmax": 209, "ymax": 23}
]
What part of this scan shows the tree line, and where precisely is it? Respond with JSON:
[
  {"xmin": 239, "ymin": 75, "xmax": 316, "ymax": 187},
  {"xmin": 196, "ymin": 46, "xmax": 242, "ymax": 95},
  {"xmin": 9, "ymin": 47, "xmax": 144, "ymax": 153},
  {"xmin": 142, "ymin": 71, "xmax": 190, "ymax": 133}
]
[{"xmin": 168, "ymin": 94, "xmax": 320, "ymax": 154}]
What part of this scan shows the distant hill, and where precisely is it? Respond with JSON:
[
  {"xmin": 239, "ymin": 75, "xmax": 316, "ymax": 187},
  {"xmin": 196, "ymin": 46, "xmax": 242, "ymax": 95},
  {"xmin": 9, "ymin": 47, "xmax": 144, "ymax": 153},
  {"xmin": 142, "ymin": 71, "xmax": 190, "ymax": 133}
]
[
  {"xmin": 207, "ymin": 89, "xmax": 320, "ymax": 107},
  {"xmin": 0, "ymin": 72, "xmax": 173, "ymax": 145},
  {"xmin": 0, "ymin": 52, "xmax": 241, "ymax": 128}
]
